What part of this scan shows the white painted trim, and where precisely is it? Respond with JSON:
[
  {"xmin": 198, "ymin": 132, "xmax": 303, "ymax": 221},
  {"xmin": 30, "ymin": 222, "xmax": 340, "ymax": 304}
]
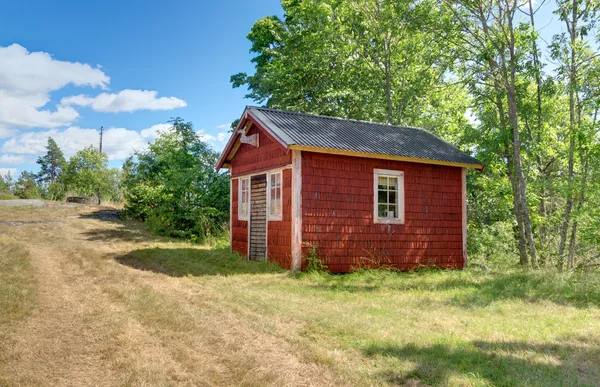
[
  {"xmin": 291, "ymin": 150, "xmax": 302, "ymax": 271},
  {"xmin": 462, "ymin": 167, "xmax": 468, "ymax": 269},
  {"xmin": 264, "ymin": 176, "xmax": 269, "ymax": 261},
  {"xmin": 229, "ymin": 176, "xmax": 233, "ymax": 254},
  {"xmin": 266, "ymin": 170, "xmax": 283, "ymax": 221},
  {"xmin": 237, "ymin": 177, "xmax": 250, "ymax": 221},
  {"xmin": 373, "ymin": 168, "xmax": 405, "ymax": 224},
  {"xmin": 247, "ymin": 177, "xmax": 251, "ymax": 259},
  {"xmin": 232, "ymin": 164, "xmax": 292, "ymax": 180}
]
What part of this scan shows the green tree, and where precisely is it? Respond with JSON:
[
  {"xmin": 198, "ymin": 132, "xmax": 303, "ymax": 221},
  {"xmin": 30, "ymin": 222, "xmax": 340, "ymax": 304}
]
[
  {"xmin": 231, "ymin": 0, "xmax": 468, "ymax": 131},
  {"xmin": 14, "ymin": 171, "xmax": 41, "ymax": 199},
  {"xmin": 36, "ymin": 137, "xmax": 66, "ymax": 183},
  {"xmin": 122, "ymin": 117, "xmax": 229, "ymax": 242},
  {"xmin": 0, "ymin": 171, "xmax": 13, "ymax": 194},
  {"xmin": 63, "ymin": 146, "xmax": 121, "ymax": 202}
]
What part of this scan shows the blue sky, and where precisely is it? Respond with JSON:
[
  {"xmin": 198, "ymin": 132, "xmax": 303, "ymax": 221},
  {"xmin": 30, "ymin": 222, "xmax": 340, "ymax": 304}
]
[{"xmin": 0, "ymin": 0, "xmax": 283, "ymax": 176}]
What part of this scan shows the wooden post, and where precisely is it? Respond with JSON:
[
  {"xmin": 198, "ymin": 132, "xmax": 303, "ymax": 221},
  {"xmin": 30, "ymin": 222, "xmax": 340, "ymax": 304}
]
[
  {"xmin": 291, "ymin": 150, "xmax": 302, "ymax": 271},
  {"xmin": 462, "ymin": 167, "xmax": 468, "ymax": 269},
  {"xmin": 229, "ymin": 176, "xmax": 233, "ymax": 254}
]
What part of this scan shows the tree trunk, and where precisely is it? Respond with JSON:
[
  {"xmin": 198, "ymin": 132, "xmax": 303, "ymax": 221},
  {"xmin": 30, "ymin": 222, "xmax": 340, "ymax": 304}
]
[
  {"xmin": 528, "ymin": 0, "xmax": 548, "ymax": 259},
  {"xmin": 504, "ymin": 9, "xmax": 538, "ymax": 268},
  {"xmin": 558, "ymin": 0, "xmax": 578, "ymax": 271},
  {"xmin": 495, "ymin": 85, "xmax": 528, "ymax": 266}
]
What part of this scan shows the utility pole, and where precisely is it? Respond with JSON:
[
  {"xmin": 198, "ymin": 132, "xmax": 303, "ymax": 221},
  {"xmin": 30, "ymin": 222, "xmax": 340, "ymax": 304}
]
[
  {"xmin": 99, "ymin": 126, "xmax": 104, "ymax": 154},
  {"xmin": 97, "ymin": 126, "xmax": 104, "ymax": 205}
]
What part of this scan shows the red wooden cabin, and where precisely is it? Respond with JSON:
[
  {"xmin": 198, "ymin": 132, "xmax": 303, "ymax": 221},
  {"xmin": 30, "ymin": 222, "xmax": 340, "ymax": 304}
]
[{"xmin": 216, "ymin": 107, "xmax": 484, "ymax": 272}]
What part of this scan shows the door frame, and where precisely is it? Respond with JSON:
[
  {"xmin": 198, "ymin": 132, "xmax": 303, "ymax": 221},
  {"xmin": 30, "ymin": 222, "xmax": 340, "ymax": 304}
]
[
  {"xmin": 234, "ymin": 165, "xmax": 291, "ymax": 261},
  {"xmin": 248, "ymin": 173, "xmax": 268, "ymax": 261}
]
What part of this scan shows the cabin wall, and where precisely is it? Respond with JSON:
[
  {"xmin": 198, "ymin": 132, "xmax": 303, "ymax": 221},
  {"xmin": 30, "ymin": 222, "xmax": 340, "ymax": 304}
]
[
  {"xmin": 230, "ymin": 123, "xmax": 292, "ymax": 178},
  {"xmin": 230, "ymin": 178, "xmax": 248, "ymax": 257},
  {"xmin": 301, "ymin": 152, "xmax": 464, "ymax": 273},
  {"xmin": 267, "ymin": 168, "xmax": 293, "ymax": 268},
  {"xmin": 229, "ymin": 122, "xmax": 293, "ymax": 267}
]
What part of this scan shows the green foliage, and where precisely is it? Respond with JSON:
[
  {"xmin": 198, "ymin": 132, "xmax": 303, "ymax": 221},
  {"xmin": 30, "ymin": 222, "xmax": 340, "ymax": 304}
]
[
  {"xmin": 232, "ymin": 0, "xmax": 469, "ymax": 131},
  {"xmin": 304, "ymin": 244, "xmax": 328, "ymax": 273},
  {"xmin": 63, "ymin": 146, "xmax": 121, "ymax": 202},
  {"xmin": 122, "ymin": 117, "xmax": 230, "ymax": 243},
  {"xmin": 35, "ymin": 137, "xmax": 67, "ymax": 201},
  {"xmin": 0, "ymin": 193, "xmax": 17, "ymax": 200},
  {"xmin": 13, "ymin": 171, "xmax": 41, "ymax": 199},
  {"xmin": 36, "ymin": 137, "xmax": 65, "ymax": 184},
  {"xmin": 0, "ymin": 172, "xmax": 13, "ymax": 195},
  {"xmin": 468, "ymin": 221, "xmax": 518, "ymax": 266}
]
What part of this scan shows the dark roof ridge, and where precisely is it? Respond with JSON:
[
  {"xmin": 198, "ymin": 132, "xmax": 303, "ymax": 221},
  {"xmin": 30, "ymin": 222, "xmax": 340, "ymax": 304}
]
[{"xmin": 248, "ymin": 106, "xmax": 431, "ymax": 132}]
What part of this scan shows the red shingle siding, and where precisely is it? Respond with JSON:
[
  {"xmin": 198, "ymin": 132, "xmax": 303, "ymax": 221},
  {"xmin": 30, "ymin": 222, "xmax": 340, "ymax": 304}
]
[
  {"xmin": 231, "ymin": 178, "xmax": 248, "ymax": 256},
  {"xmin": 229, "ymin": 123, "xmax": 293, "ymax": 263},
  {"xmin": 267, "ymin": 168, "xmax": 293, "ymax": 269},
  {"xmin": 230, "ymin": 124, "xmax": 292, "ymax": 178},
  {"xmin": 301, "ymin": 152, "xmax": 464, "ymax": 273}
]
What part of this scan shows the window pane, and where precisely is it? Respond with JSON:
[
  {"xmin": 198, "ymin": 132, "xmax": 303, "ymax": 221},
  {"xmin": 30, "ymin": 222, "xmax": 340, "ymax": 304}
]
[
  {"xmin": 242, "ymin": 178, "xmax": 247, "ymax": 190},
  {"xmin": 388, "ymin": 205, "xmax": 397, "ymax": 218},
  {"xmin": 378, "ymin": 176, "xmax": 387, "ymax": 190},
  {"xmin": 378, "ymin": 190, "xmax": 387, "ymax": 205},
  {"xmin": 389, "ymin": 177, "xmax": 398, "ymax": 191},
  {"xmin": 275, "ymin": 198, "xmax": 281, "ymax": 215},
  {"xmin": 389, "ymin": 190, "xmax": 397, "ymax": 204},
  {"xmin": 378, "ymin": 204, "xmax": 387, "ymax": 217},
  {"xmin": 275, "ymin": 187, "xmax": 281, "ymax": 199}
]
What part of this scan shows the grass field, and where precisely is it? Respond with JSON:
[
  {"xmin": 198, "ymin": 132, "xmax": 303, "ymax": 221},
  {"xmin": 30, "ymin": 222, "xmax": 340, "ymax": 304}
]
[{"xmin": 1, "ymin": 204, "xmax": 599, "ymax": 386}]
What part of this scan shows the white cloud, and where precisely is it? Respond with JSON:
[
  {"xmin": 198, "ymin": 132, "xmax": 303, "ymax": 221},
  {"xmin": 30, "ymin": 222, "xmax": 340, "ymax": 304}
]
[
  {"xmin": 0, "ymin": 43, "xmax": 109, "ymax": 95},
  {"xmin": 0, "ymin": 44, "xmax": 108, "ymax": 130},
  {"xmin": 1, "ymin": 122, "xmax": 227, "ymax": 165},
  {"xmin": 196, "ymin": 129, "xmax": 216, "ymax": 142},
  {"xmin": 0, "ymin": 154, "xmax": 25, "ymax": 164},
  {"xmin": 0, "ymin": 44, "xmax": 186, "ymax": 132},
  {"xmin": 1, "ymin": 126, "xmax": 148, "ymax": 161},
  {"xmin": 217, "ymin": 132, "xmax": 229, "ymax": 142},
  {"xmin": 0, "ymin": 128, "xmax": 16, "ymax": 139},
  {"xmin": 61, "ymin": 89, "xmax": 187, "ymax": 113},
  {"xmin": 0, "ymin": 168, "xmax": 17, "ymax": 177},
  {"xmin": 217, "ymin": 123, "xmax": 232, "ymax": 129},
  {"xmin": 139, "ymin": 123, "xmax": 172, "ymax": 143}
]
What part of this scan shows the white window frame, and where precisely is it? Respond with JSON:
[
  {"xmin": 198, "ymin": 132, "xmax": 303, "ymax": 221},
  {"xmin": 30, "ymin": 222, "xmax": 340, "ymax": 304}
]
[
  {"xmin": 238, "ymin": 177, "xmax": 250, "ymax": 221},
  {"xmin": 267, "ymin": 170, "xmax": 283, "ymax": 221},
  {"xmin": 373, "ymin": 168, "xmax": 404, "ymax": 224}
]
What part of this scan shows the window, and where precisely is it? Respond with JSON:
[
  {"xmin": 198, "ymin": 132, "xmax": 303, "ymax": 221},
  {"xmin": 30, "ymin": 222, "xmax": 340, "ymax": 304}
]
[
  {"xmin": 268, "ymin": 171, "xmax": 282, "ymax": 220},
  {"xmin": 238, "ymin": 177, "xmax": 249, "ymax": 220},
  {"xmin": 374, "ymin": 168, "xmax": 404, "ymax": 224}
]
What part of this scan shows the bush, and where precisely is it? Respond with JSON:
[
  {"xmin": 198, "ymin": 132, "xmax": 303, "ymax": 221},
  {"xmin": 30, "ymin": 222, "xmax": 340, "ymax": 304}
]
[
  {"xmin": 467, "ymin": 220, "xmax": 518, "ymax": 266},
  {"xmin": 0, "ymin": 193, "xmax": 17, "ymax": 200},
  {"xmin": 122, "ymin": 118, "xmax": 229, "ymax": 243}
]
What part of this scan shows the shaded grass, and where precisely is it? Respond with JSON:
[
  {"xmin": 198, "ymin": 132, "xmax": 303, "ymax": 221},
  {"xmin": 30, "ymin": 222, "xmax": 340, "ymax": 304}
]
[{"xmin": 116, "ymin": 247, "xmax": 284, "ymax": 277}]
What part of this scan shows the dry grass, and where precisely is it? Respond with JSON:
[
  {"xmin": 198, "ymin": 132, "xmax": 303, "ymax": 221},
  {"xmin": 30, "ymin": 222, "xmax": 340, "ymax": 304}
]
[{"xmin": 0, "ymin": 204, "xmax": 599, "ymax": 386}]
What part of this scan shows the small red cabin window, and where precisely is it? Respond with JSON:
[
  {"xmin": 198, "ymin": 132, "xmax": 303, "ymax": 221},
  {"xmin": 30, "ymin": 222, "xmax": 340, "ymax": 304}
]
[
  {"xmin": 268, "ymin": 171, "xmax": 282, "ymax": 221},
  {"xmin": 373, "ymin": 168, "xmax": 404, "ymax": 224},
  {"xmin": 238, "ymin": 177, "xmax": 250, "ymax": 221}
]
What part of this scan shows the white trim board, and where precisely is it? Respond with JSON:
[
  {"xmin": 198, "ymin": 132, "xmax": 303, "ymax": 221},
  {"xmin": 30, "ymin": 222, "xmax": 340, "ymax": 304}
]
[{"xmin": 291, "ymin": 150, "xmax": 302, "ymax": 271}]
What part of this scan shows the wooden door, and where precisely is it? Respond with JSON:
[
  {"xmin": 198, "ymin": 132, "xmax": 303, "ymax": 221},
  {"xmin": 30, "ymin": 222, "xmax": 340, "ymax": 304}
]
[{"xmin": 249, "ymin": 174, "xmax": 267, "ymax": 260}]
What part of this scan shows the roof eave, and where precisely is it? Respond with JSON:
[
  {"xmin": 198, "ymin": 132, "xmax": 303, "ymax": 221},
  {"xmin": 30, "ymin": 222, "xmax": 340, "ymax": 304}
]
[
  {"xmin": 216, "ymin": 108, "xmax": 250, "ymax": 171},
  {"xmin": 287, "ymin": 145, "xmax": 485, "ymax": 171}
]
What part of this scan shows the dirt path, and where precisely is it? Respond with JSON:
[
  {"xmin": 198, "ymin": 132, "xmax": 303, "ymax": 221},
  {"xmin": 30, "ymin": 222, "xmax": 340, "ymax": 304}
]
[{"xmin": 0, "ymin": 207, "xmax": 343, "ymax": 386}]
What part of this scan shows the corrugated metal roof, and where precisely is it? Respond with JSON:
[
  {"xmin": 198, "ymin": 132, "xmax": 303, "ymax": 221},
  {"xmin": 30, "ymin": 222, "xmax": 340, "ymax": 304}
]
[{"xmin": 248, "ymin": 106, "xmax": 483, "ymax": 168}]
